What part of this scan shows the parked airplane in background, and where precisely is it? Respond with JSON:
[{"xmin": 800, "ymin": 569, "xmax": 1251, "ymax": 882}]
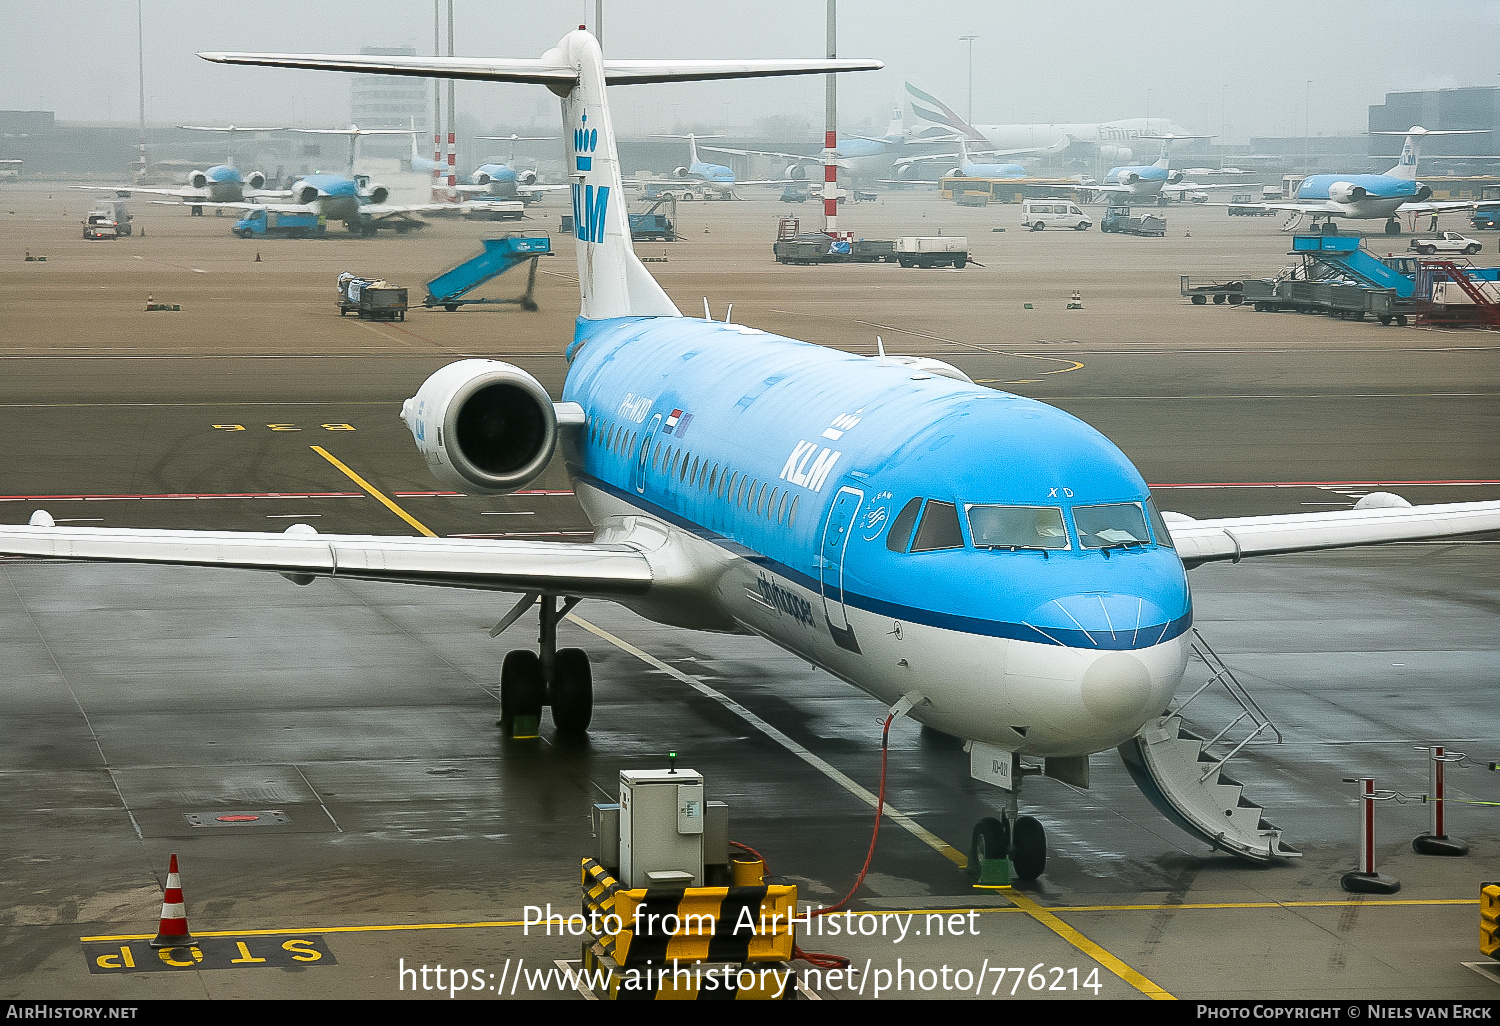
[
  {"xmin": 905, "ymin": 81, "xmax": 1193, "ymax": 168},
  {"xmin": 1080, "ymin": 135, "xmax": 1244, "ymax": 204},
  {"xmin": 76, "ymin": 163, "xmax": 285, "ymax": 214},
  {"xmin": 11, "ymin": 30, "xmax": 1499, "ymax": 885},
  {"xmin": 292, "ymin": 123, "xmax": 420, "ymax": 171},
  {"xmin": 215, "ymin": 171, "xmax": 452, "ymax": 234},
  {"xmin": 649, "ymin": 133, "xmax": 794, "ymax": 198},
  {"xmin": 704, "ymin": 105, "xmax": 933, "ymax": 186},
  {"xmin": 1231, "ymin": 127, "xmax": 1491, "ymax": 234},
  {"xmin": 77, "ymin": 123, "xmax": 290, "ymax": 214}
]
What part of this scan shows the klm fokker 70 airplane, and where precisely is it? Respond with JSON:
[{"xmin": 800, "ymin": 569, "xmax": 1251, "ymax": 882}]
[{"xmin": 5, "ymin": 29, "xmax": 1499, "ymax": 881}]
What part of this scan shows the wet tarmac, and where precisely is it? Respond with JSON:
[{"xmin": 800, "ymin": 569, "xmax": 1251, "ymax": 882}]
[{"xmin": 0, "ymin": 186, "xmax": 1497, "ymax": 1001}]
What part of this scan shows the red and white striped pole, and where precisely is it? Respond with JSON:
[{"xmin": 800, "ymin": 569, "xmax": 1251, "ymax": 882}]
[
  {"xmin": 1340, "ymin": 777, "xmax": 1400, "ymax": 893},
  {"xmin": 822, "ymin": 0, "xmax": 839, "ymax": 233},
  {"xmin": 1414, "ymin": 745, "xmax": 1470, "ymax": 856},
  {"xmin": 150, "ymin": 853, "xmax": 195, "ymax": 948}
]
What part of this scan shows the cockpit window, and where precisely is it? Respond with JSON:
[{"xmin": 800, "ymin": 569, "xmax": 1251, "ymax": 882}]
[
  {"xmin": 1074, "ymin": 502, "xmax": 1151, "ymax": 548},
  {"xmin": 1145, "ymin": 497, "xmax": 1175, "ymax": 549},
  {"xmin": 886, "ymin": 497, "xmax": 922, "ymax": 553},
  {"xmin": 910, "ymin": 500, "xmax": 964, "ymax": 552},
  {"xmin": 966, "ymin": 505, "xmax": 1070, "ymax": 549}
]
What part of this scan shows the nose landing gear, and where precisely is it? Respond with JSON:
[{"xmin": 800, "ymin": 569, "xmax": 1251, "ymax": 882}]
[
  {"xmin": 969, "ymin": 813, "xmax": 1048, "ymax": 883},
  {"xmin": 494, "ymin": 593, "xmax": 593, "ymax": 735}
]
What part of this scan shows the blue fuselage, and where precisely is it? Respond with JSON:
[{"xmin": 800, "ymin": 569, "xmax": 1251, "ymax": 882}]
[{"xmin": 558, "ymin": 315, "xmax": 1193, "ymax": 754}]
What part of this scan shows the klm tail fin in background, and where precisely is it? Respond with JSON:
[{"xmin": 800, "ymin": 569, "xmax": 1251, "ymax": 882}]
[{"xmin": 201, "ymin": 30, "xmax": 881, "ymax": 321}]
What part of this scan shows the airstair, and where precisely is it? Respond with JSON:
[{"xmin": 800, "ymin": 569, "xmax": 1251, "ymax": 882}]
[
  {"xmin": 424, "ymin": 233, "xmax": 552, "ymax": 312},
  {"xmin": 1415, "ymin": 258, "xmax": 1500, "ymax": 330},
  {"xmin": 1290, "ymin": 235, "xmax": 1414, "ymax": 297},
  {"xmin": 1118, "ymin": 630, "xmax": 1302, "ymax": 863}
]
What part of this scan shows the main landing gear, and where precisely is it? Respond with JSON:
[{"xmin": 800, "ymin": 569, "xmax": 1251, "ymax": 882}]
[
  {"xmin": 1385, "ymin": 217, "xmax": 1402, "ymax": 236},
  {"xmin": 494, "ymin": 593, "xmax": 593, "ymax": 735}
]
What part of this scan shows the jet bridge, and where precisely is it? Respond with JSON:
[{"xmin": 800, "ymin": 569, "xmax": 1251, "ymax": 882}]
[{"xmin": 424, "ymin": 233, "xmax": 552, "ymax": 312}]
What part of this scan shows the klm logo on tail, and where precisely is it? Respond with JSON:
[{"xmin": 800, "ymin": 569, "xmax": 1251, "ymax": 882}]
[{"xmin": 572, "ymin": 114, "xmax": 609, "ymax": 244}]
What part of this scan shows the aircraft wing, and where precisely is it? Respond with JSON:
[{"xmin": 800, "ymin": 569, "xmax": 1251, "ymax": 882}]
[
  {"xmin": 1166, "ymin": 499, "xmax": 1500, "ymax": 569},
  {"xmin": 73, "ymin": 185, "xmax": 205, "ymax": 201},
  {"xmin": 1398, "ymin": 199, "xmax": 1498, "ymax": 216},
  {"xmin": 0, "ymin": 521, "xmax": 652, "ymax": 599},
  {"xmin": 360, "ymin": 202, "xmax": 458, "ymax": 218}
]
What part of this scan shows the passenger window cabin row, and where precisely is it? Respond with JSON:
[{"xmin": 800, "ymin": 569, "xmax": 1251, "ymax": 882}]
[{"xmin": 587, "ymin": 416, "xmax": 800, "ymax": 528}]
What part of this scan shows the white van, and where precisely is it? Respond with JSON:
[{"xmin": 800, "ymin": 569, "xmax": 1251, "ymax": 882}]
[{"xmin": 1022, "ymin": 200, "xmax": 1091, "ymax": 232}]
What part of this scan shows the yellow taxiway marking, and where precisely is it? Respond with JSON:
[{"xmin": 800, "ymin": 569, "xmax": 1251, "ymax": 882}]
[
  {"xmin": 567, "ymin": 612, "xmax": 969, "ymax": 870},
  {"xmin": 310, "ymin": 445, "xmax": 436, "ymax": 538},
  {"xmin": 79, "ymin": 896, "xmax": 1479, "ymax": 943},
  {"xmin": 1005, "ymin": 890, "xmax": 1174, "ymax": 1000}
]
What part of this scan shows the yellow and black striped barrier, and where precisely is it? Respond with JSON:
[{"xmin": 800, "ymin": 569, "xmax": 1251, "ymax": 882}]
[
  {"xmin": 1483, "ymin": 882, "xmax": 1498, "ymax": 960},
  {"xmin": 580, "ymin": 940, "xmax": 798, "ymax": 1001},
  {"xmin": 580, "ymin": 858, "xmax": 797, "ymax": 968}
]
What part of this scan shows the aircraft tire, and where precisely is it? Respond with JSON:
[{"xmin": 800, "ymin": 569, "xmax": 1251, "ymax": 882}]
[
  {"xmin": 499, "ymin": 650, "xmax": 544, "ymax": 729},
  {"xmin": 550, "ymin": 648, "xmax": 593, "ymax": 734},
  {"xmin": 1011, "ymin": 816, "xmax": 1046, "ymax": 881},
  {"xmin": 969, "ymin": 817, "xmax": 1010, "ymax": 882},
  {"xmin": 1385, "ymin": 219, "xmax": 1401, "ymax": 236}
]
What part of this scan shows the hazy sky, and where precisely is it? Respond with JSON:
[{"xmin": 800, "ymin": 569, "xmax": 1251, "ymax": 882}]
[{"xmin": 4, "ymin": 1, "xmax": 1499, "ymax": 140}]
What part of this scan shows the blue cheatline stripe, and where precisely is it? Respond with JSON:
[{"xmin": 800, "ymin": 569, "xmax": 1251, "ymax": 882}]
[{"xmin": 572, "ymin": 471, "xmax": 1191, "ymax": 651}]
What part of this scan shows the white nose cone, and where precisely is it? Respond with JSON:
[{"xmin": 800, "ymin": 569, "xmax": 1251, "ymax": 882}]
[
  {"xmin": 28, "ymin": 510, "xmax": 55, "ymax": 528},
  {"xmin": 1079, "ymin": 651, "xmax": 1154, "ymax": 723}
]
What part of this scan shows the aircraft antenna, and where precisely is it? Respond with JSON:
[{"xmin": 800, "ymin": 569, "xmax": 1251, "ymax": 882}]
[
  {"xmin": 703, "ymin": 297, "xmax": 711, "ymax": 320},
  {"xmin": 724, "ymin": 304, "xmax": 732, "ymax": 323},
  {"xmin": 876, "ymin": 335, "xmax": 887, "ymax": 366}
]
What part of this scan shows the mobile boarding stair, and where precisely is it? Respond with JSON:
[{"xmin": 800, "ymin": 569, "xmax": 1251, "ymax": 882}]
[
  {"xmin": 1119, "ymin": 630, "xmax": 1302, "ymax": 863},
  {"xmin": 424, "ymin": 232, "xmax": 552, "ymax": 312}
]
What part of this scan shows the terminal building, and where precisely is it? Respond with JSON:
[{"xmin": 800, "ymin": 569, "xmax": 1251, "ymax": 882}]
[{"xmin": 349, "ymin": 45, "xmax": 429, "ymax": 160}]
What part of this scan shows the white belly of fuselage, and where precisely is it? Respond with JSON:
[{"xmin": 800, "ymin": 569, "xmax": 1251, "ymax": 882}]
[{"xmin": 573, "ymin": 481, "xmax": 1190, "ymax": 757}]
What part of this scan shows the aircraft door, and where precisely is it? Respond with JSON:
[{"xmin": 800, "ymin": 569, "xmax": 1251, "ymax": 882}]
[
  {"xmin": 632, "ymin": 414, "xmax": 661, "ymax": 494},
  {"xmin": 819, "ymin": 486, "xmax": 863, "ymax": 653}
]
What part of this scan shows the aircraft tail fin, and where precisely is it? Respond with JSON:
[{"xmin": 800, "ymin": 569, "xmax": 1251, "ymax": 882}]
[
  {"xmin": 904, "ymin": 81, "xmax": 986, "ymax": 142},
  {"xmin": 201, "ymin": 33, "xmax": 879, "ymax": 322}
]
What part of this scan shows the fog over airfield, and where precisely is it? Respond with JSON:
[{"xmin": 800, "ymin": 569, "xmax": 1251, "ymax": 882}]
[{"xmin": 4, "ymin": 0, "xmax": 1499, "ymax": 141}]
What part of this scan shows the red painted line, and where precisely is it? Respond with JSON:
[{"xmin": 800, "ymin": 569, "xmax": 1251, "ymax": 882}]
[
  {"xmin": 1148, "ymin": 480, "xmax": 1500, "ymax": 489},
  {"xmin": 0, "ymin": 492, "xmax": 364, "ymax": 502},
  {"xmin": 392, "ymin": 490, "xmax": 575, "ymax": 497}
]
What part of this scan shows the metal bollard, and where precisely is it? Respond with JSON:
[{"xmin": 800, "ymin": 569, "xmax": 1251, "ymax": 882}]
[
  {"xmin": 1340, "ymin": 777, "xmax": 1401, "ymax": 894},
  {"xmin": 1413, "ymin": 746, "xmax": 1470, "ymax": 856}
]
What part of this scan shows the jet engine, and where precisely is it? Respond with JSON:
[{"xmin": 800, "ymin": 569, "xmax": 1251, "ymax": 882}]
[
  {"xmin": 946, "ymin": 167, "xmax": 966, "ymax": 178},
  {"xmin": 1327, "ymin": 181, "xmax": 1367, "ymax": 204},
  {"xmin": 293, "ymin": 180, "xmax": 321, "ymax": 205},
  {"xmin": 401, "ymin": 359, "xmax": 567, "ymax": 495},
  {"xmin": 1117, "ymin": 170, "xmax": 1141, "ymax": 186},
  {"xmin": 1099, "ymin": 145, "xmax": 1133, "ymax": 165},
  {"xmin": 1167, "ymin": 169, "xmax": 1185, "ymax": 185},
  {"xmin": 515, "ymin": 168, "xmax": 537, "ymax": 186},
  {"xmin": 189, "ymin": 170, "xmax": 208, "ymax": 189},
  {"xmin": 362, "ymin": 182, "xmax": 390, "ymax": 205},
  {"xmin": 245, "ymin": 170, "xmax": 266, "ymax": 190},
  {"xmin": 673, "ymin": 166, "xmax": 691, "ymax": 179},
  {"xmin": 784, "ymin": 164, "xmax": 808, "ymax": 181}
]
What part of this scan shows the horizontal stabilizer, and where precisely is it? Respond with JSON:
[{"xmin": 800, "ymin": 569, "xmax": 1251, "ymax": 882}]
[{"xmin": 199, "ymin": 52, "xmax": 882, "ymax": 86}]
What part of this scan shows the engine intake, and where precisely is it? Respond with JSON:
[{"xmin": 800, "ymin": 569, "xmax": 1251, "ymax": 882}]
[
  {"xmin": 364, "ymin": 182, "xmax": 390, "ymax": 205},
  {"xmin": 189, "ymin": 170, "xmax": 208, "ymax": 189},
  {"xmin": 673, "ymin": 166, "xmax": 690, "ymax": 179},
  {"xmin": 246, "ymin": 170, "xmax": 266, "ymax": 190},
  {"xmin": 401, "ymin": 359, "xmax": 561, "ymax": 494},
  {"xmin": 293, "ymin": 181, "xmax": 320, "ymax": 205}
]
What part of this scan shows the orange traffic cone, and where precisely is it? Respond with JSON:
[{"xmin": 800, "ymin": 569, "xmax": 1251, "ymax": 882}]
[{"xmin": 150, "ymin": 853, "xmax": 195, "ymax": 948}]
